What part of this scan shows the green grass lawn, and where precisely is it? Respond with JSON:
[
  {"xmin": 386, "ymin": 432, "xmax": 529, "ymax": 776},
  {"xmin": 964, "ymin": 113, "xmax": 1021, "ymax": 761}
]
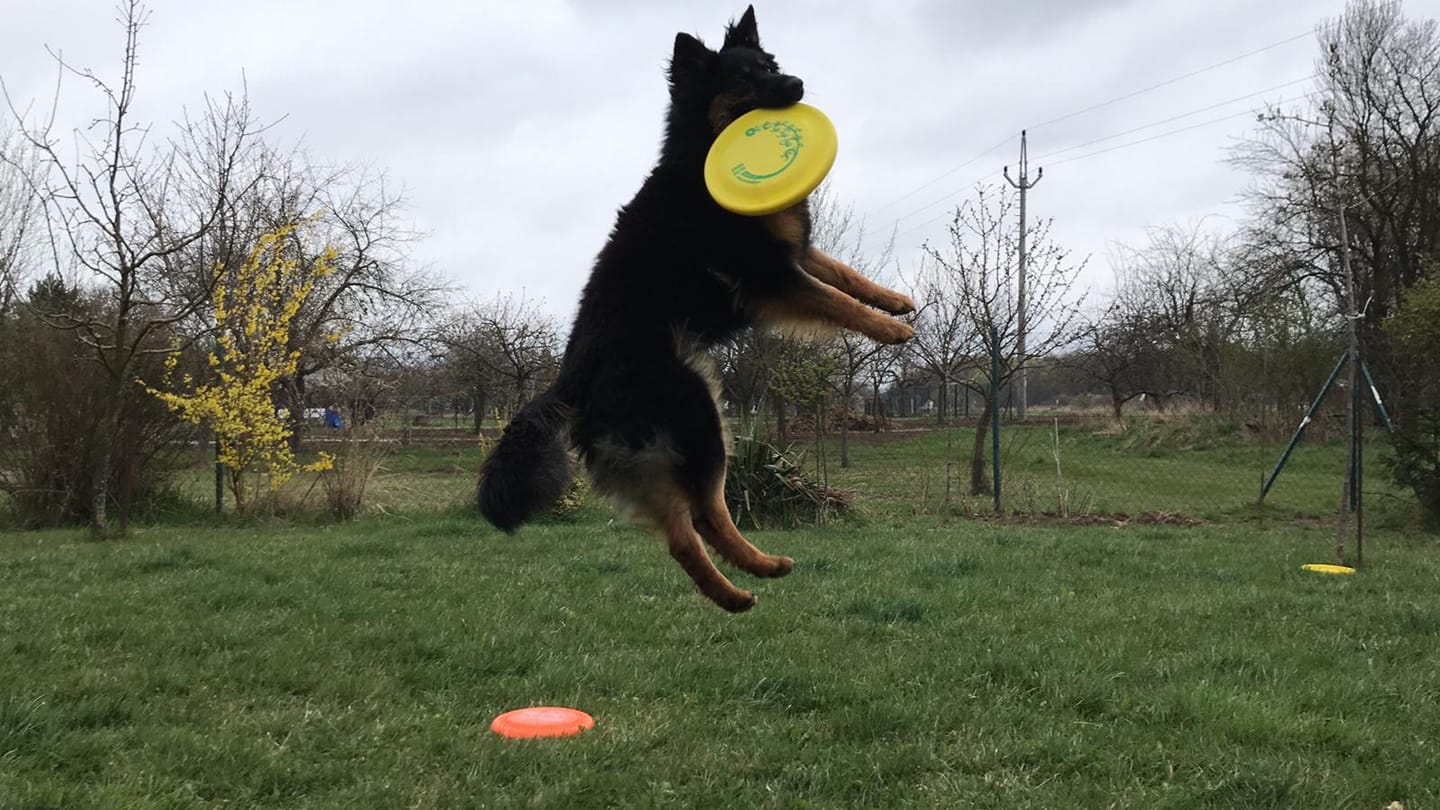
[{"xmin": 3, "ymin": 512, "xmax": 1437, "ymax": 808}]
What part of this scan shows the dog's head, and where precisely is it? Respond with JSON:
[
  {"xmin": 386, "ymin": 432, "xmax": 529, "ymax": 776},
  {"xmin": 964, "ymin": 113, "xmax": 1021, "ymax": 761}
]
[{"xmin": 668, "ymin": 6, "xmax": 806, "ymax": 133}]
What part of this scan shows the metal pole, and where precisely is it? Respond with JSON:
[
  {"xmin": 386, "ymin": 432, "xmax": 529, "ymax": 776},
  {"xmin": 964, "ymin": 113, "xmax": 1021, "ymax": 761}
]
[
  {"xmin": 1355, "ymin": 358, "xmax": 1365, "ymax": 567},
  {"xmin": 212, "ymin": 341, "xmax": 225, "ymax": 514},
  {"xmin": 1004, "ymin": 131, "xmax": 1042, "ymax": 423},
  {"xmin": 214, "ymin": 432, "xmax": 224, "ymax": 514},
  {"xmin": 1336, "ymin": 199, "xmax": 1359, "ymax": 567},
  {"xmin": 1259, "ymin": 352, "xmax": 1347, "ymax": 502},
  {"xmin": 991, "ymin": 325, "xmax": 1002, "ymax": 512}
]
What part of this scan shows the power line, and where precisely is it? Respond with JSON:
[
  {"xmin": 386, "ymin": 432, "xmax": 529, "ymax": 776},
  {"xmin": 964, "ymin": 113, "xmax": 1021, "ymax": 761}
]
[
  {"xmin": 865, "ymin": 134, "xmax": 1013, "ymax": 215},
  {"xmin": 864, "ymin": 24, "xmax": 1319, "ymax": 223},
  {"xmin": 1024, "ymin": 0, "xmax": 1399, "ymax": 133},
  {"xmin": 1044, "ymin": 90, "xmax": 1319, "ymax": 168},
  {"xmin": 858, "ymin": 5, "xmax": 1396, "ymax": 233},
  {"xmin": 1025, "ymin": 31, "xmax": 1315, "ymax": 133},
  {"xmin": 891, "ymin": 170, "xmax": 991, "ymax": 242},
  {"xmin": 889, "ymin": 90, "xmax": 1319, "ymax": 244},
  {"xmin": 886, "ymin": 84, "xmax": 1318, "ymax": 233},
  {"xmin": 1033, "ymin": 75, "xmax": 1315, "ymax": 162}
]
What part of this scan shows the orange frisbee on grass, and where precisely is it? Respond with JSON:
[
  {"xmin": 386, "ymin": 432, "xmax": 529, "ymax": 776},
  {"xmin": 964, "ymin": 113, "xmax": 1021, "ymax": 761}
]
[{"xmin": 490, "ymin": 706, "xmax": 595, "ymax": 739}]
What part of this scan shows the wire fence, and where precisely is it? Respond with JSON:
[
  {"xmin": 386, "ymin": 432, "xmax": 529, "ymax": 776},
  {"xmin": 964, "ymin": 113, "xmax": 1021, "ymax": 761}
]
[
  {"xmin": 735, "ymin": 394, "xmax": 1405, "ymax": 530},
  {"xmin": 250, "ymin": 388, "xmax": 1406, "ymax": 530}
]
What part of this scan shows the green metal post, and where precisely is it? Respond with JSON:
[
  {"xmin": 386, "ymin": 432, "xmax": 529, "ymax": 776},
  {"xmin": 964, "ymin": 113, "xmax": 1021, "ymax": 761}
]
[
  {"xmin": 212, "ymin": 342, "xmax": 225, "ymax": 514},
  {"xmin": 991, "ymin": 325, "xmax": 1001, "ymax": 513},
  {"xmin": 1349, "ymin": 370, "xmax": 1361, "ymax": 511},
  {"xmin": 214, "ymin": 433, "xmax": 224, "ymax": 514},
  {"xmin": 1260, "ymin": 352, "xmax": 1347, "ymax": 503}
]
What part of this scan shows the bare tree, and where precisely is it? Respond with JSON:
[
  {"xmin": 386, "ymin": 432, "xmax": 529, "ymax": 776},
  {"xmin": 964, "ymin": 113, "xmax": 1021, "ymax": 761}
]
[
  {"xmin": 1232, "ymin": 0, "xmax": 1440, "ymax": 373},
  {"xmin": 807, "ymin": 184, "xmax": 900, "ymax": 467},
  {"xmin": 286, "ymin": 165, "xmax": 444, "ymax": 435},
  {"xmin": 0, "ymin": 124, "xmax": 39, "ymax": 311},
  {"xmin": 1108, "ymin": 223, "xmax": 1257, "ymax": 410},
  {"xmin": 2, "ymin": 1, "xmax": 262, "ymax": 535},
  {"xmin": 717, "ymin": 329, "xmax": 784, "ymax": 431},
  {"xmin": 920, "ymin": 183, "xmax": 1087, "ymax": 496},
  {"xmin": 166, "ymin": 145, "xmax": 448, "ymax": 447},
  {"xmin": 1071, "ymin": 298, "xmax": 1180, "ymax": 419},
  {"xmin": 861, "ymin": 339, "xmax": 906, "ymax": 427},
  {"xmin": 908, "ymin": 254, "xmax": 978, "ymax": 425},
  {"xmin": 440, "ymin": 294, "xmax": 562, "ymax": 427}
]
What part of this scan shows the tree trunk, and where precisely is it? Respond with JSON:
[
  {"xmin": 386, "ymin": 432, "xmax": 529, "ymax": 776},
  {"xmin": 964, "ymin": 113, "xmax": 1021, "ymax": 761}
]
[
  {"xmin": 286, "ymin": 373, "xmax": 308, "ymax": 452},
  {"xmin": 116, "ymin": 448, "xmax": 135, "ymax": 533},
  {"xmin": 89, "ymin": 438, "xmax": 113, "ymax": 539},
  {"xmin": 472, "ymin": 387, "xmax": 489, "ymax": 433},
  {"xmin": 814, "ymin": 397, "xmax": 830, "ymax": 523},
  {"xmin": 839, "ymin": 401, "xmax": 850, "ymax": 469},
  {"xmin": 88, "ymin": 381, "xmax": 132, "ymax": 539},
  {"xmin": 970, "ymin": 397, "xmax": 994, "ymax": 496},
  {"xmin": 1111, "ymin": 386, "xmax": 1125, "ymax": 420},
  {"xmin": 871, "ymin": 379, "xmax": 883, "ymax": 432}
]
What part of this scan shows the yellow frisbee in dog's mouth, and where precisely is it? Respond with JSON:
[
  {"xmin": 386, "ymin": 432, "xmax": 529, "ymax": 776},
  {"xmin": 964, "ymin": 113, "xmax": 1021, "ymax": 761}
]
[
  {"xmin": 704, "ymin": 102, "xmax": 837, "ymax": 216},
  {"xmin": 1301, "ymin": 563, "xmax": 1356, "ymax": 575}
]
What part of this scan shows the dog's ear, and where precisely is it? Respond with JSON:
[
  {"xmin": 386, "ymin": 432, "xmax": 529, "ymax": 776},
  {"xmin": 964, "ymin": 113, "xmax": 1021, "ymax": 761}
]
[
  {"xmin": 669, "ymin": 32, "xmax": 714, "ymax": 86},
  {"xmin": 723, "ymin": 6, "xmax": 760, "ymax": 50}
]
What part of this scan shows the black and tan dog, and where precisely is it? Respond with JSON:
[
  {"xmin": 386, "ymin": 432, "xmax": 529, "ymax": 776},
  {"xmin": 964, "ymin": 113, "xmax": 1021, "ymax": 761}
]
[{"xmin": 478, "ymin": 7, "xmax": 914, "ymax": 611}]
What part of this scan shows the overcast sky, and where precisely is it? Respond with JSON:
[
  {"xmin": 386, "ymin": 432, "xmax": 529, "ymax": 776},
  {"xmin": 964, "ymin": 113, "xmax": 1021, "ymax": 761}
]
[{"xmin": 4, "ymin": 0, "xmax": 1434, "ymax": 323}]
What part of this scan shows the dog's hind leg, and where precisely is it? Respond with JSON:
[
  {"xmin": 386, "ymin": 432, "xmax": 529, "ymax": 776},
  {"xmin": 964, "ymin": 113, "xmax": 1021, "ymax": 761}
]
[
  {"xmin": 693, "ymin": 481, "xmax": 793, "ymax": 578},
  {"xmin": 799, "ymin": 247, "xmax": 915, "ymax": 315},
  {"xmin": 651, "ymin": 493, "xmax": 757, "ymax": 613}
]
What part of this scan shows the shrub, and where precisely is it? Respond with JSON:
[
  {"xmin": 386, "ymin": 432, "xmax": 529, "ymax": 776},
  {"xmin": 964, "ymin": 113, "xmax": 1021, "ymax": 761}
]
[
  {"xmin": 1385, "ymin": 269, "xmax": 1440, "ymax": 525},
  {"xmin": 0, "ymin": 280, "xmax": 189, "ymax": 528},
  {"xmin": 725, "ymin": 428, "xmax": 855, "ymax": 529},
  {"xmin": 319, "ymin": 421, "xmax": 386, "ymax": 521}
]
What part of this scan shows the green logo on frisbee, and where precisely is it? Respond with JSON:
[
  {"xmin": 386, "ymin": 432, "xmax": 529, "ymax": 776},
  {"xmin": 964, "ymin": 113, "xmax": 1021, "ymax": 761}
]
[{"xmin": 730, "ymin": 120, "xmax": 803, "ymax": 185}]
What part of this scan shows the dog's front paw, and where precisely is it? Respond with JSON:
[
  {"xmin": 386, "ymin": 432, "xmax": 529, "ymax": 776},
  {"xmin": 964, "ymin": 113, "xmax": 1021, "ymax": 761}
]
[
  {"xmin": 877, "ymin": 292, "xmax": 915, "ymax": 315},
  {"xmin": 872, "ymin": 318, "xmax": 915, "ymax": 345}
]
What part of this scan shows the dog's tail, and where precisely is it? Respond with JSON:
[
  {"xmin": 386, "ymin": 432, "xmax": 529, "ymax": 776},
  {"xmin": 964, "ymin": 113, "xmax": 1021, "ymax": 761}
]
[{"xmin": 477, "ymin": 388, "xmax": 573, "ymax": 533}]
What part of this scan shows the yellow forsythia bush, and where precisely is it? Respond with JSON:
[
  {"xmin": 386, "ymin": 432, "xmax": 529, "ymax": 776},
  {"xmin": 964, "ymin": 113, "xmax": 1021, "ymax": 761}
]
[{"xmin": 151, "ymin": 224, "xmax": 336, "ymax": 511}]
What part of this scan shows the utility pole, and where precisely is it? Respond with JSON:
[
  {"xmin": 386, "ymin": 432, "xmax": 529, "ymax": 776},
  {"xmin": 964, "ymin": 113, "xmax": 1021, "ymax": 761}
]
[
  {"xmin": 1004, "ymin": 130, "xmax": 1042, "ymax": 422},
  {"xmin": 1326, "ymin": 43, "xmax": 1362, "ymax": 568}
]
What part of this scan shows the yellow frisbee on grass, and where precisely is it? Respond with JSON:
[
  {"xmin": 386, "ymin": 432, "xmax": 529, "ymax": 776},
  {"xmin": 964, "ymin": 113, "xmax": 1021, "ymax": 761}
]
[
  {"xmin": 1301, "ymin": 563, "xmax": 1356, "ymax": 575},
  {"xmin": 704, "ymin": 102, "xmax": 837, "ymax": 216}
]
